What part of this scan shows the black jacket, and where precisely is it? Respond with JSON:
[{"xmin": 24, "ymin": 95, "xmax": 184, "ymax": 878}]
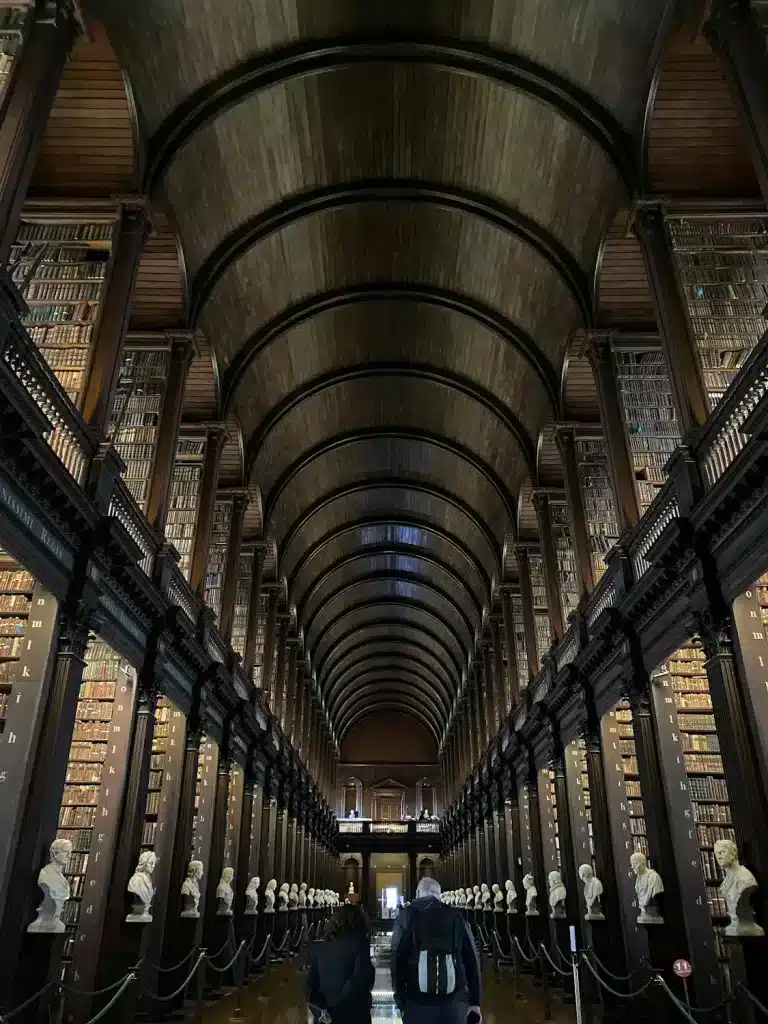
[
  {"xmin": 306, "ymin": 933, "xmax": 375, "ymax": 1022},
  {"xmin": 391, "ymin": 897, "xmax": 481, "ymax": 1008}
]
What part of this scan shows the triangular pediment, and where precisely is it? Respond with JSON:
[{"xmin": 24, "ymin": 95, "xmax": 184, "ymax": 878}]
[{"xmin": 371, "ymin": 777, "xmax": 407, "ymax": 790}]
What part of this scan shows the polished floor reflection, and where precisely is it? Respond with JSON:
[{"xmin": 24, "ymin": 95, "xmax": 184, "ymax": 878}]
[{"xmin": 203, "ymin": 957, "xmax": 576, "ymax": 1024}]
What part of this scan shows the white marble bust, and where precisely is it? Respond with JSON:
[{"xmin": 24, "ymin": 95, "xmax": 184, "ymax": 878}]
[
  {"xmin": 458, "ymin": 888, "xmax": 466, "ymax": 906},
  {"xmin": 278, "ymin": 882, "xmax": 289, "ymax": 911},
  {"xmin": 216, "ymin": 867, "xmax": 235, "ymax": 916},
  {"xmin": 307, "ymin": 887, "xmax": 315, "ymax": 907},
  {"xmin": 245, "ymin": 875, "xmax": 260, "ymax": 915},
  {"xmin": 480, "ymin": 883, "xmax": 491, "ymax": 910},
  {"xmin": 299, "ymin": 881, "xmax": 307, "ymax": 908},
  {"xmin": 523, "ymin": 874, "xmax": 539, "ymax": 916},
  {"xmin": 465, "ymin": 886, "xmax": 474, "ymax": 908},
  {"xmin": 315, "ymin": 889, "xmax": 325, "ymax": 908},
  {"xmin": 28, "ymin": 838, "xmax": 72, "ymax": 933},
  {"xmin": 264, "ymin": 878, "xmax": 277, "ymax": 912},
  {"xmin": 579, "ymin": 864, "xmax": 604, "ymax": 921},
  {"xmin": 126, "ymin": 851, "xmax": 157, "ymax": 922},
  {"xmin": 715, "ymin": 840, "xmax": 764, "ymax": 937},
  {"xmin": 548, "ymin": 870, "xmax": 567, "ymax": 919},
  {"xmin": 181, "ymin": 860, "xmax": 204, "ymax": 918},
  {"xmin": 289, "ymin": 883, "xmax": 299, "ymax": 909},
  {"xmin": 505, "ymin": 879, "xmax": 518, "ymax": 914},
  {"xmin": 348, "ymin": 881, "xmax": 355, "ymax": 896},
  {"xmin": 631, "ymin": 852, "xmax": 664, "ymax": 924},
  {"xmin": 492, "ymin": 883, "xmax": 504, "ymax": 911}
]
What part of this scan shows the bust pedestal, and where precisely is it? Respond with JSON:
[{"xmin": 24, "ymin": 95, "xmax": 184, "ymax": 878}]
[
  {"xmin": 11, "ymin": 931, "xmax": 67, "ymax": 1023},
  {"xmin": 725, "ymin": 934, "xmax": 768, "ymax": 1014}
]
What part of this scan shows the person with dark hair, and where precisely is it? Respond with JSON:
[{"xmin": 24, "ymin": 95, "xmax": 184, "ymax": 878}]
[
  {"xmin": 391, "ymin": 876, "xmax": 482, "ymax": 1023},
  {"xmin": 306, "ymin": 903, "xmax": 375, "ymax": 1024}
]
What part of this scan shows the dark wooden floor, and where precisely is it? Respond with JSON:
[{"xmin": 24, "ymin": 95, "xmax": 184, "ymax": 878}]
[{"xmin": 202, "ymin": 960, "xmax": 576, "ymax": 1023}]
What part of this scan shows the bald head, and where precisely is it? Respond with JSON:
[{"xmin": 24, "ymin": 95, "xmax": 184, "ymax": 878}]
[{"xmin": 416, "ymin": 876, "xmax": 441, "ymax": 899}]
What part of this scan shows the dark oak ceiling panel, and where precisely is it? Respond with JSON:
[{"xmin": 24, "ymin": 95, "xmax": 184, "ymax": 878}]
[
  {"xmin": 290, "ymin": 532, "xmax": 489, "ymax": 624},
  {"xmin": 562, "ymin": 341, "xmax": 599, "ymax": 421},
  {"xmin": 32, "ymin": 24, "xmax": 136, "ymax": 196},
  {"xmin": 251, "ymin": 376, "xmax": 526, "ymax": 521},
  {"xmin": 517, "ymin": 480, "xmax": 538, "ymax": 540},
  {"xmin": 320, "ymin": 626, "xmax": 461, "ymax": 690},
  {"xmin": 597, "ymin": 210, "xmax": 655, "ymax": 328},
  {"xmin": 95, "ymin": 0, "xmax": 671, "ymax": 738},
  {"xmin": 646, "ymin": 30, "xmax": 757, "ymax": 196},
  {"xmin": 130, "ymin": 215, "xmax": 186, "ymax": 330},
  {"xmin": 95, "ymin": 0, "xmax": 665, "ymax": 135}
]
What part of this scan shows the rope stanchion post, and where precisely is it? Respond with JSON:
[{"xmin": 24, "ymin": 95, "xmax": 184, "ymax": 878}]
[
  {"xmin": 539, "ymin": 944, "xmax": 553, "ymax": 1022},
  {"xmin": 191, "ymin": 947, "xmax": 207, "ymax": 1024}
]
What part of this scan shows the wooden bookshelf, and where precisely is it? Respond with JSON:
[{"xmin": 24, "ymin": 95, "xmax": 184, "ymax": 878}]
[
  {"xmin": 165, "ymin": 438, "xmax": 205, "ymax": 580},
  {"xmin": 656, "ymin": 644, "xmax": 733, "ymax": 989},
  {"xmin": 203, "ymin": 499, "xmax": 232, "ymax": 623},
  {"xmin": 56, "ymin": 639, "xmax": 136, "ymax": 979},
  {"xmin": 10, "ymin": 221, "xmax": 114, "ymax": 406},
  {"xmin": 528, "ymin": 553, "xmax": 552, "ymax": 663},
  {"xmin": 108, "ymin": 347, "xmax": 169, "ymax": 512},
  {"xmin": 614, "ymin": 350, "xmax": 680, "ymax": 515},
  {"xmin": 612, "ymin": 702, "xmax": 649, "ymax": 859},
  {"xmin": 511, "ymin": 595, "xmax": 529, "ymax": 686},
  {"xmin": 668, "ymin": 217, "xmax": 768, "ymax": 407},
  {"xmin": 550, "ymin": 501, "xmax": 579, "ymax": 623},
  {"xmin": 0, "ymin": 559, "xmax": 34, "ymax": 731},
  {"xmin": 0, "ymin": 7, "xmax": 26, "ymax": 102},
  {"xmin": 140, "ymin": 698, "xmax": 171, "ymax": 851},
  {"xmin": 230, "ymin": 551, "xmax": 253, "ymax": 660},
  {"xmin": 575, "ymin": 436, "xmax": 620, "ymax": 579}
]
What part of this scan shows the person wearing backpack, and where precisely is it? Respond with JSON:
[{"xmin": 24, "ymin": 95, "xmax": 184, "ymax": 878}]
[{"xmin": 391, "ymin": 876, "xmax": 482, "ymax": 1023}]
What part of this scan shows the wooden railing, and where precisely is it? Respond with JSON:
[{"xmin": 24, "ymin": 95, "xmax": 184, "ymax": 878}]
[
  {"xmin": 0, "ymin": 303, "xmax": 93, "ymax": 486},
  {"xmin": 165, "ymin": 562, "xmax": 200, "ymax": 629},
  {"xmin": 108, "ymin": 478, "xmax": 158, "ymax": 576},
  {"xmin": 628, "ymin": 481, "xmax": 680, "ymax": 580},
  {"xmin": 697, "ymin": 326, "xmax": 768, "ymax": 489}
]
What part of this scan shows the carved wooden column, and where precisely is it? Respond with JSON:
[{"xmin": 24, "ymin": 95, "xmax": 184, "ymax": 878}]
[
  {"xmin": 0, "ymin": 599, "xmax": 90, "ymax": 1009},
  {"xmin": 281, "ymin": 641, "xmax": 299, "ymax": 736},
  {"xmin": 490, "ymin": 615, "xmax": 507, "ymax": 721},
  {"xmin": 697, "ymin": 611, "xmax": 768, "ymax": 888},
  {"xmin": 0, "ymin": 2, "xmax": 77, "ymax": 264},
  {"xmin": 500, "ymin": 587, "xmax": 521, "ymax": 707},
  {"xmin": 202, "ymin": 745, "xmax": 233, "ymax": 951},
  {"xmin": 81, "ymin": 201, "xmax": 150, "ymax": 435},
  {"xmin": 532, "ymin": 491, "xmax": 565, "ymax": 641},
  {"xmin": 146, "ymin": 335, "xmax": 196, "ymax": 533},
  {"xmin": 271, "ymin": 616, "xmax": 288, "ymax": 715},
  {"xmin": 706, "ymin": 0, "xmax": 768, "ymax": 212},
  {"xmin": 257, "ymin": 774, "xmax": 278, "ymax": 883},
  {"xmin": 629, "ymin": 669, "xmax": 722, "ymax": 1004},
  {"xmin": 242, "ymin": 546, "xmax": 265, "ymax": 682},
  {"xmin": 584, "ymin": 335, "xmax": 640, "ymax": 533},
  {"xmin": 473, "ymin": 659, "xmax": 488, "ymax": 750},
  {"xmin": 189, "ymin": 426, "xmax": 228, "ymax": 594},
  {"xmin": 554, "ymin": 426, "xmax": 594, "ymax": 600},
  {"xmin": 634, "ymin": 203, "xmax": 709, "ymax": 435},
  {"xmin": 482, "ymin": 640, "xmax": 498, "ymax": 737},
  {"xmin": 218, "ymin": 493, "xmax": 248, "ymax": 643},
  {"xmin": 515, "ymin": 547, "xmax": 540, "ymax": 680}
]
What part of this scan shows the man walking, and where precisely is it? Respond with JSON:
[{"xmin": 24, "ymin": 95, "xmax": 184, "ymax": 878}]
[{"xmin": 391, "ymin": 876, "xmax": 482, "ymax": 1023}]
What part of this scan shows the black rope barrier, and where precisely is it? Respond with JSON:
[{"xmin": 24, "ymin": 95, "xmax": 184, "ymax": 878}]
[
  {"xmin": 139, "ymin": 952, "xmax": 207, "ymax": 1004},
  {"xmin": 513, "ymin": 936, "xmax": 537, "ymax": 965},
  {"xmin": 580, "ymin": 953, "xmax": 655, "ymax": 1000},
  {"xmin": 152, "ymin": 945, "xmax": 199, "ymax": 974},
  {"xmin": 540, "ymin": 943, "xmax": 572, "ymax": 979},
  {"xmin": 205, "ymin": 941, "xmax": 246, "ymax": 975},
  {"xmin": 587, "ymin": 948, "xmax": 649, "ymax": 983},
  {"xmin": 83, "ymin": 974, "xmax": 136, "ymax": 1024},
  {"xmin": 741, "ymin": 985, "xmax": 768, "ymax": 1019}
]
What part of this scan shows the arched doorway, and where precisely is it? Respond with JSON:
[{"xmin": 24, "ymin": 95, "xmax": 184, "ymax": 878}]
[
  {"xmin": 343, "ymin": 857, "xmax": 361, "ymax": 895},
  {"xmin": 343, "ymin": 777, "xmax": 362, "ymax": 817},
  {"xmin": 419, "ymin": 858, "xmax": 435, "ymax": 879}
]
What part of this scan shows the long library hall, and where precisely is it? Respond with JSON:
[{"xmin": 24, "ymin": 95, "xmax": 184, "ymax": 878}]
[{"xmin": 3, "ymin": 2, "xmax": 768, "ymax": 1023}]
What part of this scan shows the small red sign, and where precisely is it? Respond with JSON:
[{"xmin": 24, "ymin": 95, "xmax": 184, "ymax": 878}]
[{"xmin": 673, "ymin": 959, "xmax": 692, "ymax": 979}]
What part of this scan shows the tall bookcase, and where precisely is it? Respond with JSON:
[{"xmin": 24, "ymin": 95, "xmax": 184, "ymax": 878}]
[
  {"xmin": 10, "ymin": 219, "xmax": 114, "ymax": 407},
  {"xmin": 613, "ymin": 701, "xmax": 649, "ymax": 858},
  {"xmin": 203, "ymin": 499, "xmax": 233, "ymax": 623},
  {"xmin": 655, "ymin": 644, "xmax": 733, "ymax": 988},
  {"xmin": 56, "ymin": 639, "xmax": 135, "ymax": 978},
  {"xmin": 575, "ymin": 436, "xmax": 620, "ymax": 580},
  {"xmin": 140, "ymin": 697, "xmax": 171, "ymax": 852},
  {"xmin": 668, "ymin": 217, "xmax": 768, "ymax": 407},
  {"xmin": 230, "ymin": 550, "xmax": 253, "ymax": 660},
  {"xmin": 0, "ymin": 557, "xmax": 34, "ymax": 731},
  {"xmin": 614, "ymin": 349, "xmax": 680, "ymax": 515},
  {"xmin": 108, "ymin": 347, "xmax": 169, "ymax": 512},
  {"xmin": 511, "ymin": 595, "xmax": 529, "ymax": 687},
  {"xmin": 550, "ymin": 501, "xmax": 579, "ymax": 624},
  {"xmin": 528, "ymin": 554, "xmax": 552, "ymax": 664},
  {"xmin": 165, "ymin": 438, "xmax": 205, "ymax": 580},
  {"xmin": 0, "ymin": 7, "xmax": 28, "ymax": 102}
]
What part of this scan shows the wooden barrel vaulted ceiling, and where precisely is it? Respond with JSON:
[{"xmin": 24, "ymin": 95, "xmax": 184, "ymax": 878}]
[{"xmin": 73, "ymin": 0, "xmax": 755, "ymax": 748}]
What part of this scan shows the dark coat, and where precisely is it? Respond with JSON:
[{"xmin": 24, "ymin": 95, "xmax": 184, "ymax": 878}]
[{"xmin": 306, "ymin": 932, "xmax": 375, "ymax": 1024}]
